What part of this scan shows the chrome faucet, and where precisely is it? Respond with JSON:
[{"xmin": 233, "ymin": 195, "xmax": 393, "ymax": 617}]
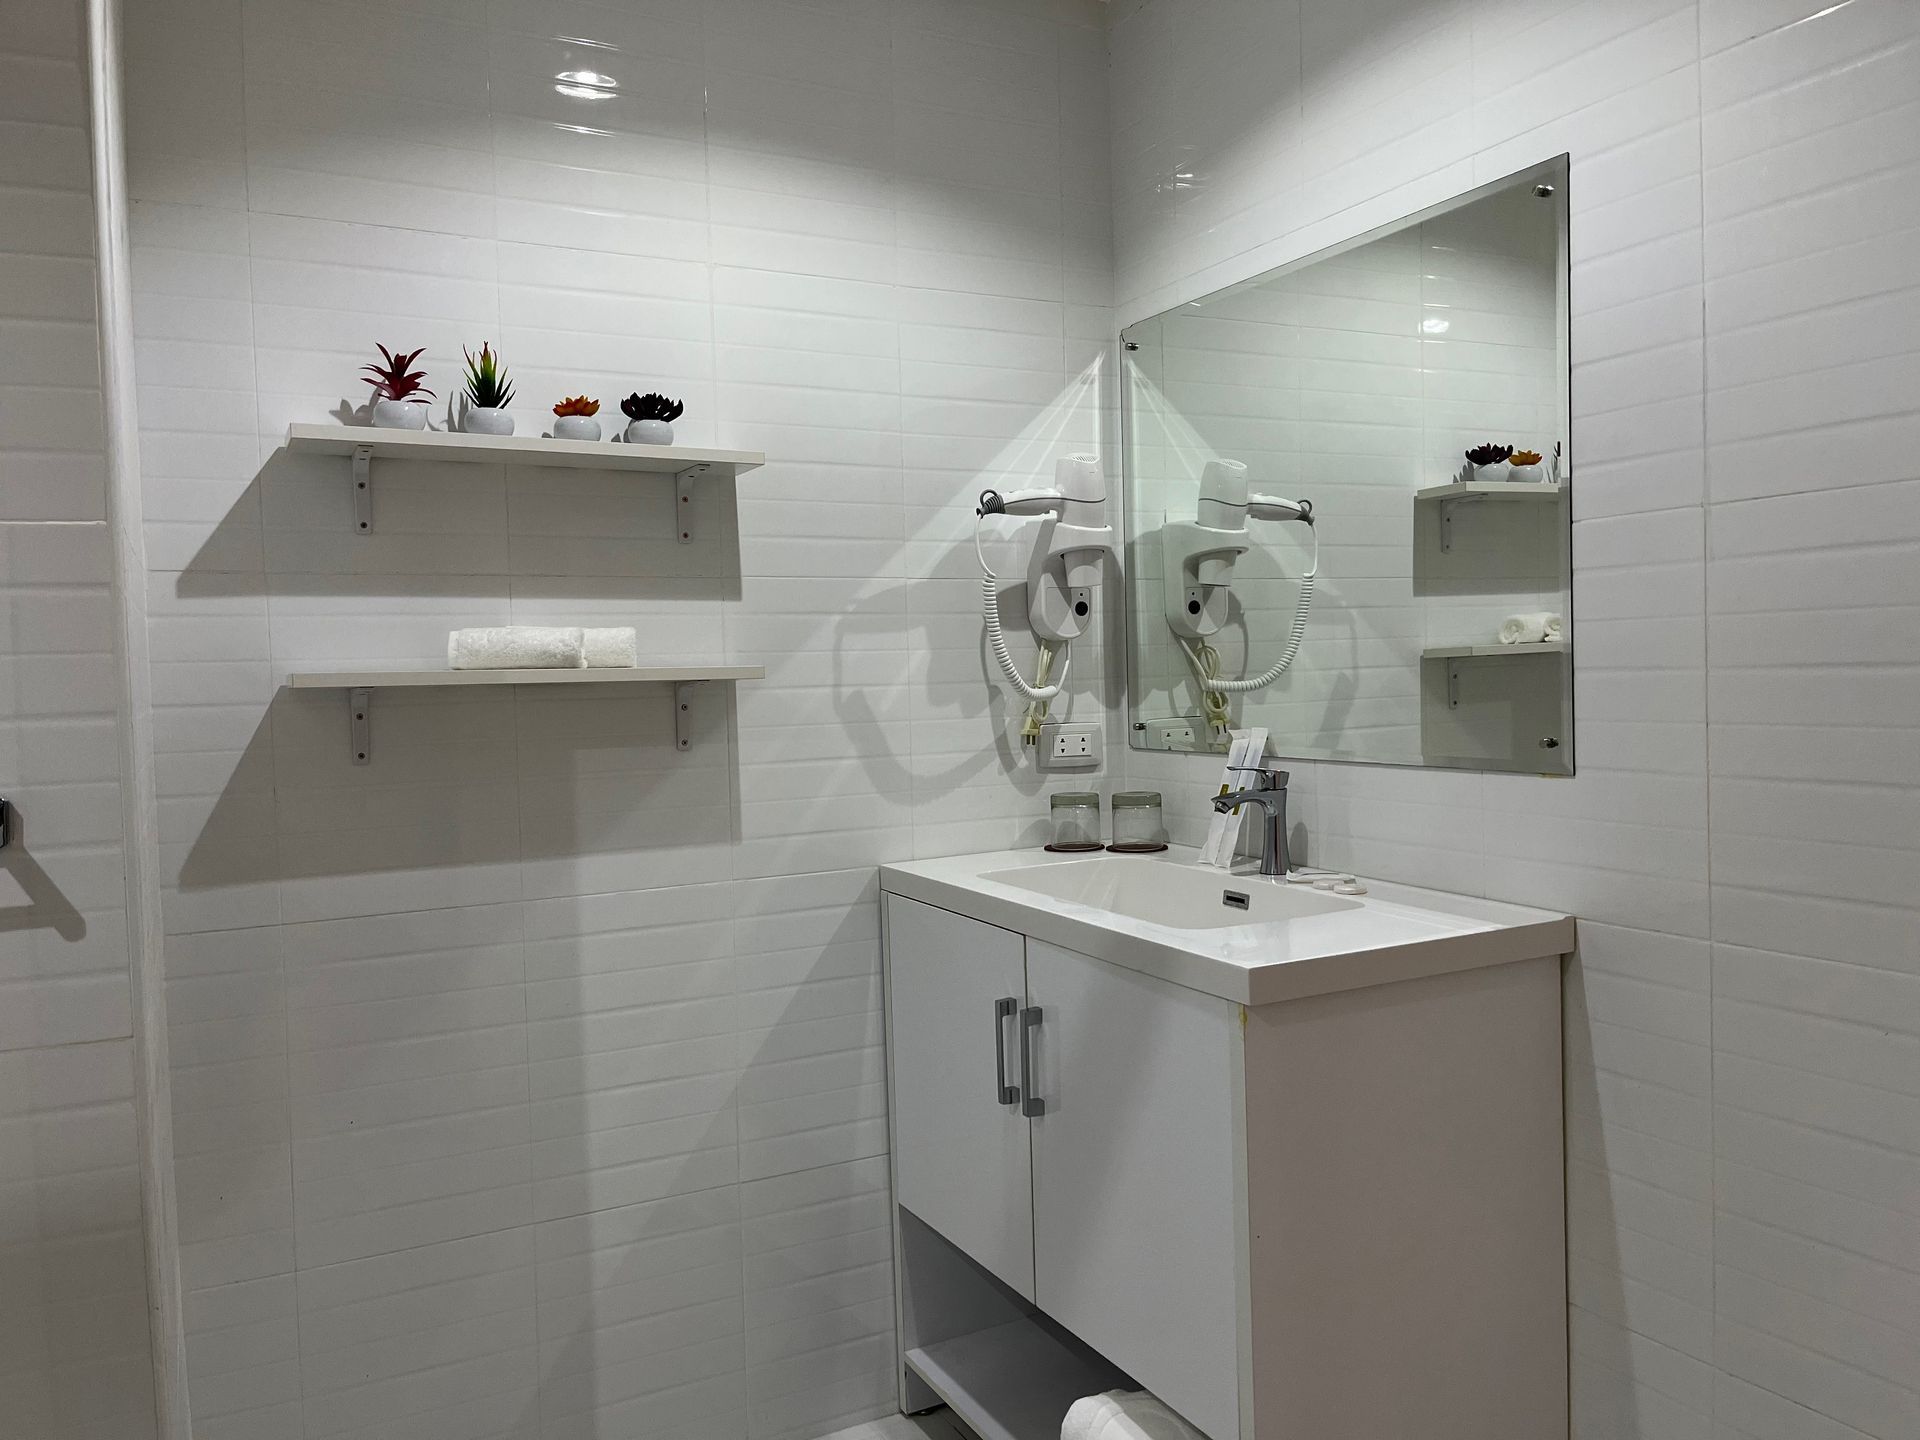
[{"xmin": 1211, "ymin": 765, "xmax": 1291, "ymax": 876}]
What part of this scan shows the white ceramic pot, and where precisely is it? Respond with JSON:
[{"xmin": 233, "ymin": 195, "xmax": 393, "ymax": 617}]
[
  {"xmin": 371, "ymin": 398, "xmax": 429, "ymax": 430},
  {"xmin": 625, "ymin": 418, "xmax": 674, "ymax": 446},
  {"xmin": 1472, "ymin": 460, "xmax": 1510, "ymax": 483},
  {"xmin": 462, "ymin": 407, "xmax": 514, "ymax": 436},
  {"xmin": 1507, "ymin": 462, "xmax": 1543, "ymax": 484},
  {"xmin": 553, "ymin": 415, "xmax": 602, "ymax": 442}
]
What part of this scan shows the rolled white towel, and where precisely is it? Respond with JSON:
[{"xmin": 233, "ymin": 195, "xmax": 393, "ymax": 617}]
[
  {"xmin": 448, "ymin": 626, "xmax": 585, "ymax": 670},
  {"xmin": 1062, "ymin": 1390, "xmax": 1207, "ymax": 1440},
  {"xmin": 583, "ymin": 627, "xmax": 638, "ymax": 668},
  {"xmin": 1498, "ymin": 611, "xmax": 1563, "ymax": 646}
]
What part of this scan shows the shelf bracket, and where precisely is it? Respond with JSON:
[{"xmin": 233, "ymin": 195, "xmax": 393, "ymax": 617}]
[
  {"xmin": 1445, "ymin": 662, "xmax": 1461, "ymax": 710},
  {"xmin": 675, "ymin": 462, "xmax": 712, "ymax": 543},
  {"xmin": 349, "ymin": 688, "xmax": 371, "ymax": 764},
  {"xmin": 352, "ymin": 445, "xmax": 374, "ymax": 533},
  {"xmin": 1436, "ymin": 492, "xmax": 1484, "ymax": 553},
  {"xmin": 674, "ymin": 681, "xmax": 698, "ymax": 750}
]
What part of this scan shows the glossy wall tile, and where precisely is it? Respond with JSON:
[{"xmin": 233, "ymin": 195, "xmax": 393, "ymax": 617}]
[
  {"xmin": 122, "ymin": 2, "xmax": 1114, "ymax": 1436},
  {"xmin": 1, "ymin": 1, "xmax": 161, "ymax": 1436},
  {"xmin": 1113, "ymin": 2, "xmax": 1920, "ymax": 1437}
]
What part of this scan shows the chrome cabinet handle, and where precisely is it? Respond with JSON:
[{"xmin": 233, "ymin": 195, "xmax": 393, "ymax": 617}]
[
  {"xmin": 993, "ymin": 996, "xmax": 1019, "ymax": 1105},
  {"xmin": 1019, "ymin": 1006, "xmax": 1045, "ymax": 1118}
]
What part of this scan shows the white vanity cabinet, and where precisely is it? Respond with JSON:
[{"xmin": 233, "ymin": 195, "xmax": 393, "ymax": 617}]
[
  {"xmin": 1025, "ymin": 939, "xmax": 1244, "ymax": 1440},
  {"xmin": 882, "ymin": 885, "xmax": 1568, "ymax": 1440},
  {"xmin": 887, "ymin": 897, "xmax": 1036, "ymax": 1300},
  {"xmin": 888, "ymin": 898, "xmax": 1244, "ymax": 1440}
]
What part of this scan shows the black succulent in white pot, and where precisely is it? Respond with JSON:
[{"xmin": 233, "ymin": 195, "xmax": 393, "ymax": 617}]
[{"xmin": 620, "ymin": 392, "xmax": 683, "ymax": 446}]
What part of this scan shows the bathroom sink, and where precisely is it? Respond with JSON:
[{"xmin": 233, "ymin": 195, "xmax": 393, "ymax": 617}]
[
  {"xmin": 980, "ymin": 854, "xmax": 1358, "ymax": 929},
  {"xmin": 882, "ymin": 847, "xmax": 1576, "ymax": 1005}
]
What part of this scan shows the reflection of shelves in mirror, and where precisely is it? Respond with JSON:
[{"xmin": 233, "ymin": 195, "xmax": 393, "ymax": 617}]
[
  {"xmin": 1414, "ymin": 482, "xmax": 1565, "ymax": 553},
  {"xmin": 1420, "ymin": 644, "xmax": 1568, "ymax": 770},
  {"xmin": 1421, "ymin": 641, "xmax": 1565, "ymax": 659},
  {"xmin": 284, "ymin": 665, "xmax": 766, "ymax": 764},
  {"xmin": 282, "ymin": 424, "xmax": 766, "ymax": 540},
  {"xmin": 1412, "ymin": 482, "xmax": 1564, "ymax": 503}
]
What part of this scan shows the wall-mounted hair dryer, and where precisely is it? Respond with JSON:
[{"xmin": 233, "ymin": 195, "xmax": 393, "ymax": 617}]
[
  {"xmin": 975, "ymin": 454, "xmax": 1113, "ymax": 743},
  {"xmin": 1162, "ymin": 458, "xmax": 1318, "ymax": 734},
  {"xmin": 1165, "ymin": 459, "xmax": 1313, "ymax": 640}
]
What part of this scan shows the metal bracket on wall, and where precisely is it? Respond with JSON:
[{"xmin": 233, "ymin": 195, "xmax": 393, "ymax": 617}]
[
  {"xmin": 675, "ymin": 463, "xmax": 711, "ymax": 543},
  {"xmin": 349, "ymin": 688, "xmax": 371, "ymax": 764},
  {"xmin": 352, "ymin": 445, "xmax": 374, "ymax": 533},
  {"xmin": 1446, "ymin": 661, "xmax": 1462, "ymax": 710},
  {"xmin": 0, "ymin": 795, "xmax": 11, "ymax": 849},
  {"xmin": 1436, "ymin": 492, "xmax": 1486, "ymax": 553},
  {"xmin": 674, "ymin": 681, "xmax": 698, "ymax": 750}
]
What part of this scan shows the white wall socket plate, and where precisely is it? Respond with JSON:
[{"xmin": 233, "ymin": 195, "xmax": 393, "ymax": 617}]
[
  {"xmin": 1142, "ymin": 718, "xmax": 1199, "ymax": 750},
  {"xmin": 1038, "ymin": 721, "xmax": 1102, "ymax": 770}
]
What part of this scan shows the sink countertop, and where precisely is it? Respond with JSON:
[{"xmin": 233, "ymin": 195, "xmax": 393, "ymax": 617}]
[{"xmin": 880, "ymin": 848, "xmax": 1575, "ymax": 1007}]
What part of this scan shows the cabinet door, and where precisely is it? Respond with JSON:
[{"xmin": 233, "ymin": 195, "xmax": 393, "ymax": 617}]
[
  {"xmin": 885, "ymin": 895, "xmax": 1034, "ymax": 1301},
  {"xmin": 1027, "ymin": 940, "xmax": 1245, "ymax": 1440}
]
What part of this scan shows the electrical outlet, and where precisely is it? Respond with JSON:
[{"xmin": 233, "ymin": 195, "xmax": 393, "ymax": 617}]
[
  {"xmin": 1144, "ymin": 718, "xmax": 1198, "ymax": 750},
  {"xmin": 1038, "ymin": 722, "xmax": 1102, "ymax": 770}
]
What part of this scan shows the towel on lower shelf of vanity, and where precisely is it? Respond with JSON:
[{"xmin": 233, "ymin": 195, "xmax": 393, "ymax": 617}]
[
  {"xmin": 448, "ymin": 626, "xmax": 586, "ymax": 670},
  {"xmin": 1498, "ymin": 611, "xmax": 1563, "ymax": 645},
  {"xmin": 583, "ymin": 627, "xmax": 638, "ymax": 668},
  {"xmin": 1061, "ymin": 1390, "xmax": 1207, "ymax": 1440}
]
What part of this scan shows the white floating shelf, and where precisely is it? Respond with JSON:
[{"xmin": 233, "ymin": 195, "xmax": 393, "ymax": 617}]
[
  {"xmin": 284, "ymin": 423, "xmax": 763, "ymax": 475},
  {"xmin": 284, "ymin": 665, "xmax": 766, "ymax": 763},
  {"xmin": 286, "ymin": 665, "xmax": 764, "ymax": 690},
  {"xmin": 283, "ymin": 424, "xmax": 765, "ymax": 539},
  {"xmin": 1413, "ymin": 481, "xmax": 1564, "ymax": 502},
  {"xmin": 1423, "ymin": 642, "xmax": 1565, "ymax": 659}
]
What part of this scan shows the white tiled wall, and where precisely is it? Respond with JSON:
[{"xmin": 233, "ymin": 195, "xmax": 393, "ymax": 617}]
[
  {"xmin": 104, "ymin": 1, "xmax": 1920, "ymax": 1436},
  {"xmin": 1114, "ymin": 1, "xmax": 1920, "ymax": 1437},
  {"xmin": 0, "ymin": 0, "xmax": 160, "ymax": 1436},
  {"xmin": 123, "ymin": 2, "xmax": 1112, "ymax": 1437}
]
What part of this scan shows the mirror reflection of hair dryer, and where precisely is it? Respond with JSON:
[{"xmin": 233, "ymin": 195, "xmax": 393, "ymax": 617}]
[
  {"xmin": 1161, "ymin": 459, "xmax": 1318, "ymax": 739},
  {"xmin": 975, "ymin": 455, "xmax": 1114, "ymax": 745}
]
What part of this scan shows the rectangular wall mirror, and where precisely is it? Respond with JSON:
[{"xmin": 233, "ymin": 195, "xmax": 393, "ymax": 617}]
[{"xmin": 1123, "ymin": 157, "xmax": 1573, "ymax": 775}]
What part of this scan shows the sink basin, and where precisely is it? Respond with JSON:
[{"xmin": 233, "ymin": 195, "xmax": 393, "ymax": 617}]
[
  {"xmin": 980, "ymin": 855, "xmax": 1361, "ymax": 930},
  {"xmin": 886, "ymin": 846, "xmax": 1577, "ymax": 1005}
]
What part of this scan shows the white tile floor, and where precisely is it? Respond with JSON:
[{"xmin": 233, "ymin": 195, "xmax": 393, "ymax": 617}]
[{"xmin": 818, "ymin": 1411, "xmax": 977, "ymax": 1440}]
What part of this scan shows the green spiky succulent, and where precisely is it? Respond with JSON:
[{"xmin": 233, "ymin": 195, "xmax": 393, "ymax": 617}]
[{"xmin": 463, "ymin": 343, "xmax": 515, "ymax": 409}]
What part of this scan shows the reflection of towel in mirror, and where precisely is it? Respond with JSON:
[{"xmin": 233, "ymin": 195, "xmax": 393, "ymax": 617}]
[
  {"xmin": 448, "ymin": 627, "xmax": 585, "ymax": 669},
  {"xmin": 1061, "ymin": 1390, "xmax": 1208, "ymax": 1440},
  {"xmin": 1498, "ymin": 612, "xmax": 1563, "ymax": 645}
]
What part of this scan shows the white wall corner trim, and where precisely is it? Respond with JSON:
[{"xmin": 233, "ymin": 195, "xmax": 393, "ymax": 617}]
[{"xmin": 86, "ymin": 0, "xmax": 189, "ymax": 1432}]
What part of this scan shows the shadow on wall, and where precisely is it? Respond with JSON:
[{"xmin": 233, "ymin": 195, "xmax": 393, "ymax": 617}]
[
  {"xmin": 0, "ymin": 811, "xmax": 88, "ymax": 941},
  {"xmin": 158, "ymin": 364, "xmax": 1118, "ymax": 1433},
  {"xmin": 1558, "ymin": 947, "xmax": 1635, "ymax": 1439},
  {"xmin": 173, "ymin": 436, "xmax": 749, "ymax": 604}
]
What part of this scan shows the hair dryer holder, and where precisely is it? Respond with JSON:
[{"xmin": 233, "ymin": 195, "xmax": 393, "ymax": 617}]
[
  {"xmin": 1164, "ymin": 521, "xmax": 1250, "ymax": 640},
  {"xmin": 1028, "ymin": 514, "xmax": 1107, "ymax": 642}
]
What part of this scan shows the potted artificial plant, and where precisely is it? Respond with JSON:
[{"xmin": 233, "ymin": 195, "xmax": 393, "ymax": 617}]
[
  {"xmin": 1465, "ymin": 442, "xmax": 1513, "ymax": 482},
  {"xmin": 620, "ymin": 392, "xmax": 683, "ymax": 445},
  {"xmin": 460, "ymin": 343, "xmax": 516, "ymax": 435},
  {"xmin": 362, "ymin": 345, "xmax": 434, "ymax": 429},
  {"xmin": 1506, "ymin": 449, "xmax": 1545, "ymax": 483},
  {"xmin": 553, "ymin": 396, "xmax": 602, "ymax": 442}
]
